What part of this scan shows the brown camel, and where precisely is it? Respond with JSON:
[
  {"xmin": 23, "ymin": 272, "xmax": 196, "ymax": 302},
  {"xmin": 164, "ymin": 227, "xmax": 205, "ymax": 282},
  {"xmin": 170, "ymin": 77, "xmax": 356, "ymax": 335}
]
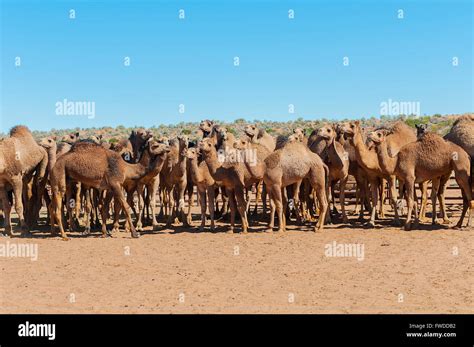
[
  {"xmin": 244, "ymin": 124, "xmax": 276, "ymax": 152},
  {"xmin": 129, "ymin": 128, "xmax": 153, "ymax": 163},
  {"xmin": 50, "ymin": 141, "xmax": 165, "ymax": 240},
  {"xmin": 160, "ymin": 135, "xmax": 189, "ymax": 227},
  {"xmin": 233, "ymin": 137, "xmax": 271, "ymax": 216},
  {"xmin": 117, "ymin": 140, "xmax": 170, "ymax": 232},
  {"xmin": 185, "ymin": 147, "xmax": 217, "ymax": 231},
  {"xmin": 316, "ymin": 124, "xmax": 350, "ymax": 223},
  {"xmin": 199, "ymin": 138, "xmax": 255, "ymax": 233},
  {"xmin": 240, "ymin": 138, "xmax": 328, "ymax": 232},
  {"xmin": 199, "ymin": 119, "xmax": 214, "ymax": 138},
  {"xmin": 0, "ymin": 126, "xmax": 48, "ymax": 236},
  {"xmin": 341, "ymin": 121, "xmax": 416, "ymax": 226},
  {"xmin": 369, "ymin": 130, "xmax": 473, "ymax": 230}
]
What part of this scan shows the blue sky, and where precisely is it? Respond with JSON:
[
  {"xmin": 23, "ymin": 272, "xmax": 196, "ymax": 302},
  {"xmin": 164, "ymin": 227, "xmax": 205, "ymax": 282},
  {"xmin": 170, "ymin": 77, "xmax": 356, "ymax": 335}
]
[{"xmin": 1, "ymin": 0, "xmax": 472, "ymax": 132}]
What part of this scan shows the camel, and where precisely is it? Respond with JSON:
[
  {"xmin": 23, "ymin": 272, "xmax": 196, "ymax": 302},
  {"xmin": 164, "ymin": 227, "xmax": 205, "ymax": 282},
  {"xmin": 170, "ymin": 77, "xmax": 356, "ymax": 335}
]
[
  {"xmin": 244, "ymin": 124, "xmax": 276, "ymax": 152},
  {"xmin": 199, "ymin": 119, "xmax": 214, "ymax": 138},
  {"xmin": 0, "ymin": 126, "xmax": 48, "ymax": 237},
  {"xmin": 50, "ymin": 141, "xmax": 166, "ymax": 240},
  {"xmin": 199, "ymin": 138, "xmax": 255, "ymax": 233},
  {"xmin": 368, "ymin": 130, "xmax": 473, "ymax": 230},
  {"xmin": 239, "ymin": 137, "xmax": 328, "ymax": 232},
  {"xmin": 184, "ymin": 147, "xmax": 217, "ymax": 231},
  {"xmin": 233, "ymin": 137, "xmax": 271, "ymax": 216},
  {"xmin": 129, "ymin": 128, "xmax": 153, "ymax": 163},
  {"xmin": 117, "ymin": 140, "xmax": 170, "ymax": 232},
  {"xmin": 341, "ymin": 121, "xmax": 416, "ymax": 227},
  {"xmin": 160, "ymin": 135, "xmax": 189, "ymax": 227},
  {"xmin": 316, "ymin": 124, "xmax": 350, "ymax": 223},
  {"xmin": 444, "ymin": 115, "xmax": 474, "ymax": 178}
]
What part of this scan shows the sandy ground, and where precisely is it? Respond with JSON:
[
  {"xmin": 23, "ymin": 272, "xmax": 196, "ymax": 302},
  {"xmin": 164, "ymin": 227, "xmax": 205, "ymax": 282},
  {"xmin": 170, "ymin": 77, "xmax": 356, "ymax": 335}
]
[{"xmin": 0, "ymin": 197, "xmax": 472, "ymax": 314}]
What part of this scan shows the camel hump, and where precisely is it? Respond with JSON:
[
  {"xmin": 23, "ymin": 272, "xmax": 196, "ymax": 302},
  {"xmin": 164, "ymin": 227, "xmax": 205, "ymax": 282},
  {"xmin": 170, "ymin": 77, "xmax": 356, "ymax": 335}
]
[{"xmin": 9, "ymin": 125, "xmax": 32, "ymax": 137}]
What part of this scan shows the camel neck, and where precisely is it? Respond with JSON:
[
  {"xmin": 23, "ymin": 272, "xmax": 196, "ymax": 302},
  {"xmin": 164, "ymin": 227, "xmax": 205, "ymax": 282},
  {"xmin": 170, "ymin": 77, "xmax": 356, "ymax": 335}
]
[
  {"xmin": 203, "ymin": 150, "xmax": 225, "ymax": 181},
  {"xmin": 47, "ymin": 147, "xmax": 57, "ymax": 173},
  {"xmin": 375, "ymin": 141, "xmax": 397, "ymax": 175},
  {"xmin": 352, "ymin": 131, "xmax": 378, "ymax": 171},
  {"xmin": 189, "ymin": 159, "xmax": 202, "ymax": 183}
]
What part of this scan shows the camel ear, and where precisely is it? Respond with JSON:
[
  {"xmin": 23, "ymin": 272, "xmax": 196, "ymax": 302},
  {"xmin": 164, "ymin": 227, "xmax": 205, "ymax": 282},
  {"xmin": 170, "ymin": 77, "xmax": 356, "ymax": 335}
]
[
  {"xmin": 354, "ymin": 121, "xmax": 360, "ymax": 126},
  {"xmin": 52, "ymin": 136, "xmax": 57, "ymax": 141},
  {"xmin": 75, "ymin": 132, "xmax": 80, "ymax": 138}
]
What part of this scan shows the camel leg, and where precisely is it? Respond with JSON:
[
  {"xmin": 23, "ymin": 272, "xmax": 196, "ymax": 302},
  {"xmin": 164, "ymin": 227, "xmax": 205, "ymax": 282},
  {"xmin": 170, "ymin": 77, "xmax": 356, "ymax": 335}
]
[
  {"xmin": 431, "ymin": 178, "xmax": 440, "ymax": 226},
  {"xmin": 270, "ymin": 185, "xmax": 284, "ymax": 233},
  {"xmin": 267, "ymin": 188, "xmax": 276, "ymax": 232},
  {"xmin": 226, "ymin": 188, "xmax": 236, "ymax": 233},
  {"xmin": 389, "ymin": 176, "xmax": 401, "ymax": 226},
  {"xmin": 207, "ymin": 186, "xmax": 216, "ymax": 232},
  {"xmin": 418, "ymin": 181, "xmax": 429, "ymax": 223},
  {"xmin": 339, "ymin": 176, "xmax": 349, "ymax": 224},
  {"xmin": 177, "ymin": 182, "xmax": 189, "ymax": 227},
  {"xmin": 262, "ymin": 183, "xmax": 268, "ymax": 217},
  {"xmin": 404, "ymin": 177, "xmax": 416, "ymax": 231},
  {"xmin": 98, "ymin": 193, "xmax": 110, "ymax": 237},
  {"xmin": 111, "ymin": 183, "xmax": 139, "ymax": 238},
  {"xmin": 150, "ymin": 180, "xmax": 160, "ymax": 231},
  {"xmin": 82, "ymin": 189, "xmax": 92, "ymax": 235},
  {"xmin": 112, "ymin": 197, "xmax": 122, "ymax": 233},
  {"xmin": 11, "ymin": 176, "xmax": 30, "ymax": 236},
  {"xmin": 136, "ymin": 185, "xmax": 145, "ymax": 231},
  {"xmin": 52, "ymin": 191, "xmax": 68, "ymax": 240},
  {"xmin": 379, "ymin": 178, "xmax": 387, "ymax": 219},
  {"xmin": 198, "ymin": 190, "xmax": 206, "ymax": 231},
  {"xmin": 235, "ymin": 185, "xmax": 248, "ymax": 233},
  {"xmin": 366, "ymin": 179, "xmax": 379, "ymax": 228},
  {"xmin": 314, "ymin": 186, "xmax": 328, "ymax": 232},
  {"xmin": 438, "ymin": 175, "xmax": 451, "ymax": 224},
  {"xmin": 0, "ymin": 188, "xmax": 13, "ymax": 236},
  {"xmin": 454, "ymin": 170, "xmax": 473, "ymax": 228}
]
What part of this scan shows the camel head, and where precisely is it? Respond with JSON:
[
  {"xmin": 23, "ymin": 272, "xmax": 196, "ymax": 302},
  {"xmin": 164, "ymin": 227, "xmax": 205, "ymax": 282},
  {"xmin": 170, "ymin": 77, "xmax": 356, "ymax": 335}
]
[
  {"xmin": 39, "ymin": 136, "xmax": 57, "ymax": 149},
  {"xmin": 316, "ymin": 124, "xmax": 336, "ymax": 141},
  {"xmin": 199, "ymin": 138, "xmax": 216, "ymax": 156},
  {"xmin": 184, "ymin": 147, "xmax": 200, "ymax": 161},
  {"xmin": 199, "ymin": 120, "xmax": 214, "ymax": 136},
  {"xmin": 244, "ymin": 124, "xmax": 258, "ymax": 139},
  {"xmin": 367, "ymin": 129, "xmax": 388, "ymax": 145},
  {"xmin": 292, "ymin": 128, "xmax": 305, "ymax": 142},
  {"xmin": 90, "ymin": 134, "xmax": 103, "ymax": 144},
  {"xmin": 147, "ymin": 140, "xmax": 170, "ymax": 157},
  {"xmin": 62, "ymin": 132, "xmax": 80, "ymax": 144},
  {"xmin": 177, "ymin": 134, "xmax": 189, "ymax": 150},
  {"xmin": 415, "ymin": 124, "xmax": 428, "ymax": 139},
  {"xmin": 233, "ymin": 137, "xmax": 250, "ymax": 150},
  {"xmin": 341, "ymin": 121, "xmax": 361, "ymax": 142}
]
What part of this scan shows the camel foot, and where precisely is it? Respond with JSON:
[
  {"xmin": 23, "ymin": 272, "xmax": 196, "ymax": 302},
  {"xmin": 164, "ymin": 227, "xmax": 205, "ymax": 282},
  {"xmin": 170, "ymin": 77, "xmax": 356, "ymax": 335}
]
[
  {"xmin": 418, "ymin": 217, "xmax": 429, "ymax": 224},
  {"xmin": 341, "ymin": 215, "xmax": 349, "ymax": 224},
  {"xmin": 83, "ymin": 227, "xmax": 91, "ymax": 235},
  {"xmin": 198, "ymin": 225, "xmax": 205, "ymax": 232},
  {"xmin": 136, "ymin": 223, "xmax": 143, "ymax": 232},
  {"xmin": 241, "ymin": 229, "xmax": 248, "ymax": 234},
  {"xmin": 404, "ymin": 222, "xmax": 412, "ymax": 231},
  {"xmin": 364, "ymin": 221, "xmax": 376, "ymax": 228},
  {"xmin": 152, "ymin": 224, "xmax": 160, "ymax": 232},
  {"xmin": 226, "ymin": 229, "xmax": 234, "ymax": 234},
  {"xmin": 112, "ymin": 226, "xmax": 120, "ymax": 233},
  {"xmin": 131, "ymin": 231, "xmax": 140, "ymax": 238},
  {"xmin": 441, "ymin": 218, "xmax": 452, "ymax": 225},
  {"xmin": 20, "ymin": 231, "xmax": 32, "ymax": 238},
  {"xmin": 61, "ymin": 236, "xmax": 70, "ymax": 241},
  {"xmin": 392, "ymin": 219, "xmax": 402, "ymax": 227}
]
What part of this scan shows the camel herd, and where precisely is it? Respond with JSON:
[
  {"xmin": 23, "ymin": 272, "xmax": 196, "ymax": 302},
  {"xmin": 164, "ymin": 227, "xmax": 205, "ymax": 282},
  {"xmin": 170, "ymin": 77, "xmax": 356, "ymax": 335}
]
[{"xmin": 0, "ymin": 116, "xmax": 473, "ymax": 240}]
